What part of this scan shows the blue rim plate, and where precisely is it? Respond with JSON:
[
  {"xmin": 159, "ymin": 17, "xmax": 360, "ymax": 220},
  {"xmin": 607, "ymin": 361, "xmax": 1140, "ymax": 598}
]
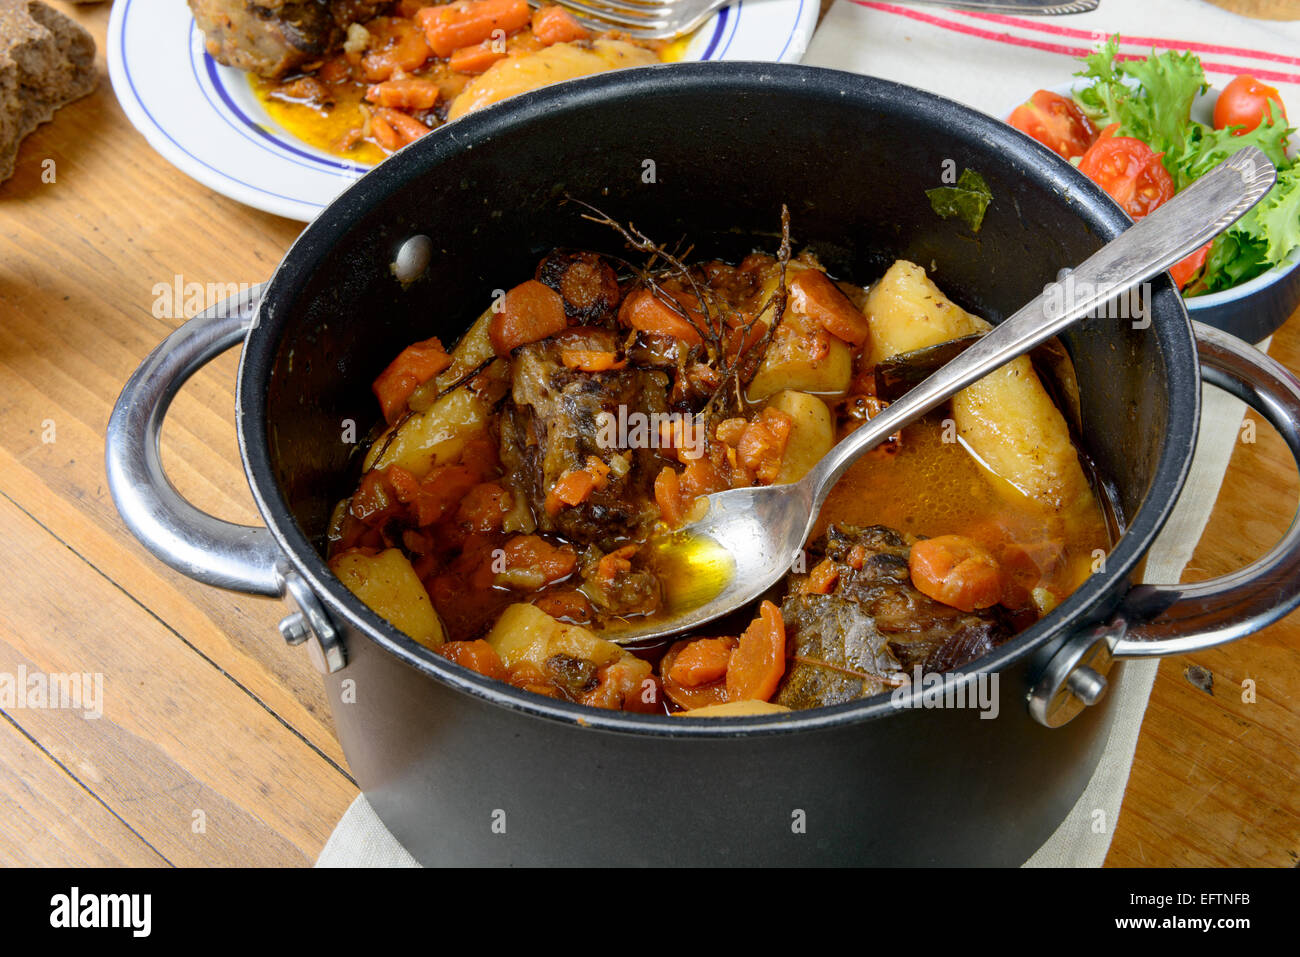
[{"xmin": 108, "ymin": 0, "xmax": 819, "ymax": 222}]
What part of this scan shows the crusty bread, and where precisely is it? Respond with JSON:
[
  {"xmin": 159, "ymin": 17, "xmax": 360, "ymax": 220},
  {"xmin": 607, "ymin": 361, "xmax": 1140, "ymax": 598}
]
[{"xmin": 0, "ymin": 0, "xmax": 97, "ymax": 182}]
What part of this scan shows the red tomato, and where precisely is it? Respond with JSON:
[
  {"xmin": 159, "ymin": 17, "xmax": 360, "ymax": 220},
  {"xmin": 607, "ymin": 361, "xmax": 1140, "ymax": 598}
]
[
  {"xmin": 1008, "ymin": 89, "xmax": 1098, "ymax": 160},
  {"xmin": 1169, "ymin": 241, "xmax": 1212, "ymax": 290},
  {"xmin": 1077, "ymin": 131, "xmax": 1176, "ymax": 220},
  {"xmin": 1214, "ymin": 75, "xmax": 1287, "ymax": 136}
]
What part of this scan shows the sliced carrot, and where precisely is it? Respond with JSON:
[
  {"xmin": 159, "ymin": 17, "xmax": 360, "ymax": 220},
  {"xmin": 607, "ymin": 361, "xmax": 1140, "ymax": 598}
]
[
  {"xmin": 790, "ymin": 269, "xmax": 869, "ymax": 346},
  {"xmin": 489, "ymin": 279, "xmax": 568, "ymax": 354},
  {"xmin": 374, "ymin": 108, "xmax": 433, "ymax": 149},
  {"xmin": 800, "ymin": 558, "xmax": 840, "ymax": 595},
  {"xmin": 532, "ymin": 589, "xmax": 595, "ymax": 623},
  {"xmin": 669, "ymin": 637, "xmax": 735, "ymax": 687},
  {"xmin": 660, "ymin": 639, "xmax": 733, "ymax": 711},
  {"xmin": 455, "ymin": 482, "xmax": 512, "ymax": 532},
  {"xmin": 361, "ymin": 18, "xmax": 433, "ymax": 81},
  {"xmin": 365, "ymin": 78, "xmax": 441, "ymax": 110},
  {"xmin": 654, "ymin": 466, "xmax": 686, "ymax": 528},
  {"xmin": 909, "ymin": 535, "xmax": 1005, "ymax": 613},
  {"xmin": 560, "ymin": 349, "xmax": 627, "ymax": 372},
  {"xmin": 501, "ymin": 535, "xmax": 578, "ymax": 584},
  {"xmin": 372, "ymin": 336, "xmax": 452, "ymax": 424},
  {"xmin": 370, "ymin": 112, "xmax": 402, "ymax": 151},
  {"xmin": 725, "ymin": 601, "xmax": 786, "ymax": 702},
  {"xmin": 545, "ymin": 468, "xmax": 596, "ymax": 515},
  {"xmin": 618, "ymin": 287, "xmax": 705, "ymax": 345},
  {"xmin": 416, "ymin": 0, "xmax": 531, "ymax": 58},
  {"xmin": 845, "ymin": 544, "xmax": 868, "ymax": 571},
  {"xmin": 736, "ymin": 407, "xmax": 793, "ymax": 484},
  {"xmin": 448, "ymin": 39, "xmax": 508, "ymax": 74},
  {"xmin": 596, "ymin": 545, "xmax": 638, "ymax": 582},
  {"xmin": 436, "ymin": 640, "xmax": 508, "ymax": 680},
  {"xmin": 532, "ymin": 5, "xmax": 590, "ymax": 44},
  {"xmin": 680, "ymin": 458, "xmax": 726, "ymax": 500}
]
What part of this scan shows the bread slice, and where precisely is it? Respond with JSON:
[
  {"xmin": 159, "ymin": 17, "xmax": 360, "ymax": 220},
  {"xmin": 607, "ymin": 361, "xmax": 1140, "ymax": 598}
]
[{"xmin": 0, "ymin": 0, "xmax": 97, "ymax": 182}]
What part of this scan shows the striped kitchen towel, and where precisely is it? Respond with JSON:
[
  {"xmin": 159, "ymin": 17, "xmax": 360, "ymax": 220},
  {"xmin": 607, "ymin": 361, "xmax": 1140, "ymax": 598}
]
[{"xmin": 804, "ymin": 0, "xmax": 1300, "ymax": 120}]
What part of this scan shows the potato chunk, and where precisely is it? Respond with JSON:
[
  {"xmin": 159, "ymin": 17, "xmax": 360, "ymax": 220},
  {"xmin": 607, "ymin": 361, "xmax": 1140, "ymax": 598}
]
[
  {"xmin": 863, "ymin": 261, "xmax": 1091, "ymax": 513},
  {"xmin": 766, "ymin": 390, "xmax": 834, "ymax": 484},
  {"xmin": 330, "ymin": 548, "xmax": 444, "ymax": 649},
  {"xmin": 448, "ymin": 40, "xmax": 659, "ymax": 121},
  {"xmin": 485, "ymin": 603, "xmax": 624, "ymax": 672},
  {"xmin": 363, "ymin": 387, "xmax": 490, "ymax": 477},
  {"xmin": 747, "ymin": 264, "xmax": 854, "ymax": 402}
]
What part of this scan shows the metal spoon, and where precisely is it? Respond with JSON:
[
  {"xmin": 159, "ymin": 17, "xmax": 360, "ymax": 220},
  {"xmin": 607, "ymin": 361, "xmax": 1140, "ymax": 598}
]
[{"xmin": 599, "ymin": 146, "xmax": 1277, "ymax": 645}]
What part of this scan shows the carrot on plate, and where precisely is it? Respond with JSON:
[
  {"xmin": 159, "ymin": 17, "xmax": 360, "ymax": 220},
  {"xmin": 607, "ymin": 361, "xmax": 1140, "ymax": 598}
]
[
  {"xmin": 365, "ymin": 78, "xmax": 441, "ymax": 110},
  {"xmin": 489, "ymin": 279, "xmax": 569, "ymax": 354},
  {"xmin": 654, "ymin": 466, "xmax": 686, "ymax": 528},
  {"xmin": 725, "ymin": 601, "xmax": 786, "ymax": 702},
  {"xmin": 416, "ymin": 0, "xmax": 532, "ymax": 58},
  {"xmin": 532, "ymin": 5, "xmax": 590, "ymax": 45},
  {"xmin": 361, "ymin": 18, "xmax": 433, "ymax": 81},
  {"xmin": 372, "ymin": 336, "xmax": 452, "ymax": 423},
  {"xmin": 373, "ymin": 108, "xmax": 433, "ymax": 149},
  {"xmin": 448, "ymin": 39, "xmax": 508, "ymax": 74}
]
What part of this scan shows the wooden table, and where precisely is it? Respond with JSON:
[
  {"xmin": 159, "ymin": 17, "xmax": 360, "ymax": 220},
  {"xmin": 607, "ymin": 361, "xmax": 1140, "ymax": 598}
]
[{"xmin": 0, "ymin": 1, "xmax": 1295, "ymax": 868}]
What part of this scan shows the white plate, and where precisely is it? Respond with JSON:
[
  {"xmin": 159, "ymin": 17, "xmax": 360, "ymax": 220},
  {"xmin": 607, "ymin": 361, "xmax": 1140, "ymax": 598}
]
[{"xmin": 108, "ymin": 0, "xmax": 819, "ymax": 221}]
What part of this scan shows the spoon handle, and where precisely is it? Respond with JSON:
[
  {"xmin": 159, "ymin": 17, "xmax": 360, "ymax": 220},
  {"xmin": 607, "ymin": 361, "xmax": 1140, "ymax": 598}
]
[{"xmin": 804, "ymin": 146, "xmax": 1277, "ymax": 511}]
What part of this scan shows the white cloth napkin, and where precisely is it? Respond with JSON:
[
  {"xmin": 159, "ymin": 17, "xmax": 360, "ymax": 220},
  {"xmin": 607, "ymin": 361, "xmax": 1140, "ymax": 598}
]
[{"xmin": 320, "ymin": 0, "xmax": 1293, "ymax": 867}]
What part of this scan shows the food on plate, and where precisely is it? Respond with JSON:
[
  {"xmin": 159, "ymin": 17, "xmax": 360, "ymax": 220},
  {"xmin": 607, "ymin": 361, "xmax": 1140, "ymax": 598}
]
[
  {"xmin": 189, "ymin": 0, "xmax": 392, "ymax": 78},
  {"xmin": 326, "ymin": 209, "xmax": 1111, "ymax": 715},
  {"xmin": 191, "ymin": 0, "xmax": 665, "ymax": 163},
  {"xmin": 0, "ymin": 0, "xmax": 97, "ymax": 182},
  {"xmin": 1007, "ymin": 35, "xmax": 1299, "ymax": 296}
]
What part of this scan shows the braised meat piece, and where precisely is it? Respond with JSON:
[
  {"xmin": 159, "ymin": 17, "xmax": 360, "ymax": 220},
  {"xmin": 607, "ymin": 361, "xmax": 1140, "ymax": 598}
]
[
  {"xmin": 188, "ymin": 0, "xmax": 389, "ymax": 78},
  {"xmin": 774, "ymin": 525, "xmax": 1012, "ymax": 709},
  {"xmin": 499, "ymin": 328, "xmax": 670, "ymax": 551}
]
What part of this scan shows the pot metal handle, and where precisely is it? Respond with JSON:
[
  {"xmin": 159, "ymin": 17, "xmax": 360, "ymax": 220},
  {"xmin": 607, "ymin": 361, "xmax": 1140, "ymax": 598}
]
[
  {"xmin": 105, "ymin": 285, "xmax": 285, "ymax": 597},
  {"xmin": 1029, "ymin": 320, "xmax": 1300, "ymax": 727}
]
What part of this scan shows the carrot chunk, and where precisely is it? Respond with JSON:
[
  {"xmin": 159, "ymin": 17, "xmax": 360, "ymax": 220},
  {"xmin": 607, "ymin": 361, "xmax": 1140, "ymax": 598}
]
[
  {"xmin": 448, "ymin": 39, "xmax": 508, "ymax": 74},
  {"xmin": 365, "ymin": 78, "xmax": 441, "ymax": 110},
  {"xmin": 372, "ymin": 336, "xmax": 452, "ymax": 424},
  {"xmin": 669, "ymin": 637, "xmax": 735, "ymax": 688},
  {"xmin": 560, "ymin": 349, "xmax": 627, "ymax": 372},
  {"xmin": 436, "ymin": 640, "xmax": 508, "ymax": 680},
  {"xmin": 532, "ymin": 5, "xmax": 590, "ymax": 45},
  {"xmin": 909, "ymin": 535, "xmax": 1005, "ymax": 612},
  {"xmin": 416, "ymin": 0, "xmax": 531, "ymax": 58},
  {"xmin": 790, "ymin": 269, "xmax": 870, "ymax": 346},
  {"xmin": 618, "ymin": 287, "xmax": 705, "ymax": 345},
  {"xmin": 654, "ymin": 466, "xmax": 686, "ymax": 528},
  {"xmin": 725, "ymin": 601, "xmax": 786, "ymax": 702},
  {"xmin": 489, "ymin": 279, "xmax": 568, "ymax": 354}
]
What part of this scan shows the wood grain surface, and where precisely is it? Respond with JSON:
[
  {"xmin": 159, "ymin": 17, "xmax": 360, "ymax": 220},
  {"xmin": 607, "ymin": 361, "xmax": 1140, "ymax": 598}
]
[{"xmin": 0, "ymin": 0, "xmax": 1294, "ymax": 867}]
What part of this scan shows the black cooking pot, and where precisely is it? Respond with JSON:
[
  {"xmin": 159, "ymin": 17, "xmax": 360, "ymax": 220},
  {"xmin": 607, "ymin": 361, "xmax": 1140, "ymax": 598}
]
[{"xmin": 106, "ymin": 64, "xmax": 1300, "ymax": 865}]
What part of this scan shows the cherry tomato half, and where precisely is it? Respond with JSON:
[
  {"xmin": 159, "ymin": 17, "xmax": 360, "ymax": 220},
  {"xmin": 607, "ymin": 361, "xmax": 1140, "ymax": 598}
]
[
  {"xmin": 1214, "ymin": 75, "xmax": 1288, "ymax": 136},
  {"xmin": 1169, "ymin": 241, "xmax": 1212, "ymax": 290},
  {"xmin": 1008, "ymin": 89, "xmax": 1098, "ymax": 160},
  {"xmin": 1077, "ymin": 127, "xmax": 1176, "ymax": 220}
]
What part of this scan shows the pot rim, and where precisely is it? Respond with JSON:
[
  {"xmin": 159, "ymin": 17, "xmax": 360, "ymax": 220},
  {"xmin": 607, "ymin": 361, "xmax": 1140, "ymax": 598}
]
[{"xmin": 238, "ymin": 62, "xmax": 1200, "ymax": 737}]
